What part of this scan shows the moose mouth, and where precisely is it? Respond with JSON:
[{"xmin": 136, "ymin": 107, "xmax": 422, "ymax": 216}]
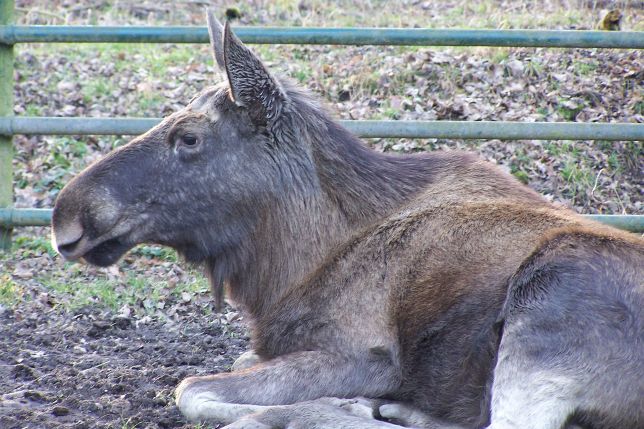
[
  {"xmin": 57, "ymin": 234, "xmax": 134, "ymax": 267},
  {"xmin": 80, "ymin": 236, "xmax": 133, "ymax": 267}
]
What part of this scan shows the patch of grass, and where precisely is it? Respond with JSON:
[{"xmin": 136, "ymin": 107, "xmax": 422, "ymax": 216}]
[
  {"xmin": 510, "ymin": 148, "xmax": 532, "ymax": 184},
  {"xmin": 130, "ymin": 245, "xmax": 178, "ymax": 262},
  {"xmin": 348, "ymin": 70, "xmax": 382, "ymax": 97},
  {"xmin": 512, "ymin": 169, "xmax": 530, "ymax": 184},
  {"xmin": 525, "ymin": 59, "xmax": 544, "ymax": 78},
  {"xmin": 32, "ymin": 137, "xmax": 90, "ymax": 191},
  {"xmin": 0, "ymin": 275, "xmax": 26, "ymax": 307},
  {"xmin": 145, "ymin": 46, "xmax": 204, "ymax": 79},
  {"xmin": 41, "ymin": 277, "xmax": 120, "ymax": 310},
  {"xmin": 5, "ymin": 235, "xmax": 209, "ymax": 318},
  {"xmin": 136, "ymin": 93, "xmax": 166, "ymax": 115},
  {"xmin": 384, "ymin": 106, "xmax": 399, "ymax": 119},
  {"xmin": 607, "ymin": 152, "xmax": 622, "ymax": 173},
  {"xmin": 560, "ymin": 157, "xmax": 594, "ymax": 204},
  {"xmin": 545, "ymin": 141, "xmax": 569, "ymax": 157},
  {"xmin": 573, "ymin": 60, "xmax": 598, "ymax": 76},
  {"xmin": 596, "ymin": 140, "xmax": 613, "ymax": 152},
  {"xmin": 561, "ymin": 161, "xmax": 586, "ymax": 183},
  {"xmin": 82, "ymin": 77, "xmax": 118, "ymax": 104},
  {"xmin": 24, "ymin": 104, "xmax": 44, "ymax": 116},
  {"xmin": 38, "ymin": 271, "xmax": 207, "ymax": 313},
  {"xmin": 255, "ymin": 45, "xmax": 278, "ymax": 63},
  {"xmin": 50, "ymin": 137, "xmax": 88, "ymax": 160},
  {"xmin": 635, "ymin": 101, "xmax": 644, "ymax": 116},
  {"xmin": 292, "ymin": 65, "xmax": 313, "ymax": 84},
  {"xmin": 491, "ymin": 49, "xmax": 510, "ymax": 64},
  {"xmin": 13, "ymin": 236, "xmax": 57, "ymax": 258},
  {"xmin": 556, "ymin": 100, "xmax": 584, "ymax": 121}
]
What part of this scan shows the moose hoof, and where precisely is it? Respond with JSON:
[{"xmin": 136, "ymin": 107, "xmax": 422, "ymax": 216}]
[
  {"xmin": 321, "ymin": 397, "xmax": 379, "ymax": 420},
  {"xmin": 221, "ymin": 417, "xmax": 274, "ymax": 429},
  {"xmin": 232, "ymin": 350, "xmax": 262, "ymax": 371},
  {"xmin": 379, "ymin": 402, "xmax": 432, "ymax": 427},
  {"xmin": 175, "ymin": 377, "xmax": 220, "ymax": 422},
  {"xmin": 175, "ymin": 376, "xmax": 267, "ymax": 424}
]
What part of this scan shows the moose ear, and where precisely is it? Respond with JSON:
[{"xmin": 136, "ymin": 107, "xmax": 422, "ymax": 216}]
[
  {"xmin": 222, "ymin": 21, "xmax": 287, "ymax": 126},
  {"xmin": 206, "ymin": 9, "xmax": 226, "ymax": 70}
]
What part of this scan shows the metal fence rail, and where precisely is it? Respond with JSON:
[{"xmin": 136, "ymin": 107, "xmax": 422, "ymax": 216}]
[
  {"xmin": 1, "ymin": 117, "xmax": 643, "ymax": 141},
  {"xmin": 1, "ymin": 0, "xmax": 643, "ymax": 248},
  {"xmin": 0, "ymin": 0, "xmax": 12, "ymax": 248},
  {"xmin": 1, "ymin": 25, "xmax": 643, "ymax": 48},
  {"xmin": 1, "ymin": 209, "xmax": 642, "ymax": 233}
]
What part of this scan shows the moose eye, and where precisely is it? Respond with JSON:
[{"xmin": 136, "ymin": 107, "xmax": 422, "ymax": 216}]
[
  {"xmin": 176, "ymin": 134, "xmax": 199, "ymax": 148},
  {"xmin": 181, "ymin": 135, "xmax": 198, "ymax": 146}
]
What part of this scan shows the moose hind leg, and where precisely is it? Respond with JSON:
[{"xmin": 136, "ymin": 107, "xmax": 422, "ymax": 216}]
[
  {"xmin": 487, "ymin": 232, "xmax": 644, "ymax": 429},
  {"xmin": 223, "ymin": 398, "xmax": 402, "ymax": 429}
]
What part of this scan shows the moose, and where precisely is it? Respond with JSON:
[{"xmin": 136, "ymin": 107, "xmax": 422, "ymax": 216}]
[{"xmin": 51, "ymin": 10, "xmax": 643, "ymax": 429}]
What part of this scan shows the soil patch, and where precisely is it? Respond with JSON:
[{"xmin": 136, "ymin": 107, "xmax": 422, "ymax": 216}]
[{"xmin": 0, "ymin": 303, "xmax": 249, "ymax": 429}]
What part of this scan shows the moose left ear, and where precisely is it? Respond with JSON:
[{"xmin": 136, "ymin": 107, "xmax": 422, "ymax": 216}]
[
  {"xmin": 206, "ymin": 9, "xmax": 225, "ymax": 70},
  {"xmin": 222, "ymin": 21, "xmax": 288, "ymax": 126}
]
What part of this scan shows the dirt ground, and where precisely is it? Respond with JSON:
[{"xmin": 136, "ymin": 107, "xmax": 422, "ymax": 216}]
[{"xmin": 0, "ymin": 302, "xmax": 249, "ymax": 429}]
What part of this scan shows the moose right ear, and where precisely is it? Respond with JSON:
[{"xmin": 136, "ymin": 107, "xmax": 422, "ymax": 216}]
[
  {"xmin": 206, "ymin": 9, "xmax": 225, "ymax": 70},
  {"xmin": 206, "ymin": 10, "xmax": 288, "ymax": 129}
]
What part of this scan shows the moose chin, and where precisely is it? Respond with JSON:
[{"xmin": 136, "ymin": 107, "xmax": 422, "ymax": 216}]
[{"xmin": 52, "ymin": 9, "xmax": 643, "ymax": 429}]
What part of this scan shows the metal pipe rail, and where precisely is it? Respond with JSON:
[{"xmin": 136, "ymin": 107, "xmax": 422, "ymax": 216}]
[
  {"xmin": 0, "ymin": 0, "xmax": 12, "ymax": 248},
  {"xmin": 1, "ymin": 117, "xmax": 643, "ymax": 141},
  {"xmin": 1, "ymin": 26, "xmax": 643, "ymax": 48},
  {"xmin": 1, "ymin": 209, "xmax": 642, "ymax": 233}
]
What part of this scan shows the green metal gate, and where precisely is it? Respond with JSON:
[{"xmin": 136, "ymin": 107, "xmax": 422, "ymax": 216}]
[{"xmin": 1, "ymin": 0, "xmax": 643, "ymax": 248}]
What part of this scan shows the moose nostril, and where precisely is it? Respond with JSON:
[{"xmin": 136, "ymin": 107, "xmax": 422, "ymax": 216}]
[
  {"xmin": 57, "ymin": 236, "xmax": 83, "ymax": 257},
  {"xmin": 53, "ymin": 219, "xmax": 85, "ymax": 257}
]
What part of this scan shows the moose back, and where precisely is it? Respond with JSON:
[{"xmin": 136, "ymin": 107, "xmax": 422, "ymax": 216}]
[{"xmin": 52, "ymin": 11, "xmax": 643, "ymax": 429}]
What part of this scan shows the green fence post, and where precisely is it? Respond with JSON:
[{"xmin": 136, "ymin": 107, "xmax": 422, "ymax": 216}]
[{"xmin": 0, "ymin": 0, "xmax": 14, "ymax": 250}]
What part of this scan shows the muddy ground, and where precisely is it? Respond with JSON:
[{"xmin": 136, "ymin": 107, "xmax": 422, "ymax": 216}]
[{"xmin": 0, "ymin": 303, "xmax": 248, "ymax": 429}]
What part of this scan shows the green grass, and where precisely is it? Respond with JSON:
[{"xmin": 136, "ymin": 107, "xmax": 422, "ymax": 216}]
[
  {"xmin": 555, "ymin": 99, "xmax": 584, "ymax": 121},
  {"xmin": 511, "ymin": 169, "xmax": 530, "ymax": 184},
  {"xmin": 573, "ymin": 60, "xmax": 598, "ymax": 76},
  {"xmin": 130, "ymin": 245, "xmax": 178, "ymax": 262},
  {"xmin": 1, "ymin": 235, "xmax": 208, "ymax": 313},
  {"xmin": 38, "ymin": 267, "xmax": 208, "ymax": 313},
  {"xmin": 491, "ymin": 49, "xmax": 510, "ymax": 64},
  {"xmin": 0, "ymin": 275, "xmax": 26, "ymax": 307},
  {"xmin": 24, "ymin": 104, "xmax": 44, "ymax": 116},
  {"xmin": 509, "ymin": 147, "xmax": 532, "ymax": 184},
  {"xmin": 560, "ymin": 156, "xmax": 594, "ymax": 205},
  {"xmin": 13, "ymin": 235, "xmax": 57, "ymax": 258},
  {"xmin": 561, "ymin": 160, "xmax": 592, "ymax": 184},
  {"xmin": 83, "ymin": 77, "xmax": 117, "ymax": 104},
  {"xmin": 635, "ymin": 101, "xmax": 644, "ymax": 116}
]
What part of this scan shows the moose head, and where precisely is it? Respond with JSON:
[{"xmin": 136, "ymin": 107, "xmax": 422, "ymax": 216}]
[{"xmin": 52, "ymin": 12, "xmax": 433, "ymax": 311}]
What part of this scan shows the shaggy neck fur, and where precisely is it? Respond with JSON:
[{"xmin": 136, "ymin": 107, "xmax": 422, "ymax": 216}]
[{"xmin": 218, "ymin": 87, "xmax": 444, "ymax": 321}]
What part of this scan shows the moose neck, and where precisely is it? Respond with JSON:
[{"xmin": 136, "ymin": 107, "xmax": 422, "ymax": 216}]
[
  {"xmin": 313, "ymin": 120, "xmax": 439, "ymax": 223},
  {"xmin": 224, "ymin": 114, "xmax": 438, "ymax": 321}
]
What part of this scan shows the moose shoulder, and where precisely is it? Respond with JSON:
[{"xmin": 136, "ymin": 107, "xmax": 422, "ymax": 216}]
[{"xmin": 52, "ymin": 11, "xmax": 643, "ymax": 429}]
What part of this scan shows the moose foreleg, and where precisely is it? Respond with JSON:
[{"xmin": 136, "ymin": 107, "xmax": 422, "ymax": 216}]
[{"xmin": 176, "ymin": 349, "xmax": 400, "ymax": 424}]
